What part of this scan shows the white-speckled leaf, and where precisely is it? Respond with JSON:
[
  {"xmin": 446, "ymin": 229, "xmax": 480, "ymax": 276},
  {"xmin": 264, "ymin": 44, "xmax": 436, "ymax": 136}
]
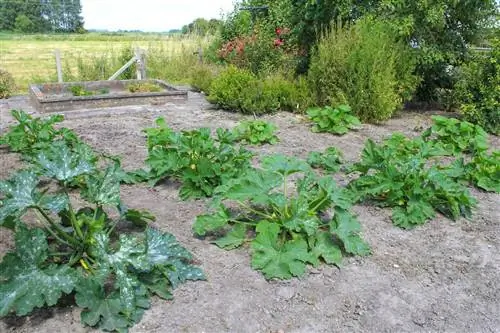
[
  {"xmin": 36, "ymin": 143, "xmax": 93, "ymax": 182},
  {"xmin": 0, "ymin": 171, "xmax": 68, "ymax": 224},
  {"xmin": 0, "ymin": 226, "xmax": 77, "ymax": 316}
]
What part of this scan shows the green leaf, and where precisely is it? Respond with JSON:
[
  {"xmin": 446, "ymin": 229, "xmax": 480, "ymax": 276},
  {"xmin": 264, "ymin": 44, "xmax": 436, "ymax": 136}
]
[
  {"xmin": 81, "ymin": 164, "xmax": 121, "ymax": 206},
  {"xmin": 193, "ymin": 207, "xmax": 230, "ymax": 236},
  {"xmin": 0, "ymin": 170, "xmax": 68, "ymax": 224},
  {"xmin": 214, "ymin": 223, "xmax": 248, "ymax": 249},
  {"xmin": 75, "ymin": 278, "xmax": 149, "ymax": 332},
  {"xmin": 0, "ymin": 226, "xmax": 78, "ymax": 316},
  {"xmin": 260, "ymin": 154, "xmax": 311, "ymax": 176},
  {"xmin": 251, "ymin": 221, "xmax": 314, "ymax": 279},
  {"xmin": 122, "ymin": 208, "xmax": 156, "ymax": 228},
  {"xmin": 215, "ymin": 169, "xmax": 282, "ymax": 205},
  {"xmin": 310, "ymin": 231, "xmax": 343, "ymax": 266},
  {"xmin": 392, "ymin": 200, "xmax": 436, "ymax": 228},
  {"xmin": 330, "ymin": 210, "xmax": 370, "ymax": 256},
  {"xmin": 36, "ymin": 142, "xmax": 94, "ymax": 182}
]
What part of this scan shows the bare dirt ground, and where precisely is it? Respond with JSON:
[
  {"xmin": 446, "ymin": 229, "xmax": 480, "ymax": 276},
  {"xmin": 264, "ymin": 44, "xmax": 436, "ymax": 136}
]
[{"xmin": 0, "ymin": 92, "xmax": 499, "ymax": 333}]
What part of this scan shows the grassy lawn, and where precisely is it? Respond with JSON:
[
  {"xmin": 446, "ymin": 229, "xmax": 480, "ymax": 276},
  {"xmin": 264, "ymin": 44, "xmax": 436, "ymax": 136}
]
[{"xmin": 0, "ymin": 33, "xmax": 206, "ymax": 93}]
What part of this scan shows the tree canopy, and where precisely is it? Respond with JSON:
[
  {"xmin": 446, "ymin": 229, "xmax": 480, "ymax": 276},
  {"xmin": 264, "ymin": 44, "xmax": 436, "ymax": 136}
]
[{"xmin": 0, "ymin": 0, "xmax": 84, "ymax": 33}]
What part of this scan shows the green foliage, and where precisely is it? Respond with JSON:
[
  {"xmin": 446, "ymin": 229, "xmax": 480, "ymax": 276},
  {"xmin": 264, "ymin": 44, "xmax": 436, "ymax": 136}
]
[
  {"xmin": 194, "ymin": 154, "xmax": 370, "ymax": 279},
  {"xmin": 421, "ymin": 115, "xmax": 489, "ymax": 155},
  {"xmin": 141, "ymin": 118, "xmax": 254, "ymax": 200},
  {"xmin": 307, "ymin": 105, "xmax": 361, "ymax": 135},
  {"xmin": 14, "ymin": 14, "xmax": 36, "ymax": 33},
  {"xmin": 207, "ymin": 65, "xmax": 255, "ymax": 111},
  {"xmin": 374, "ymin": 0, "xmax": 497, "ymax": 101},
  {"xmin": 70, "ymin": 85, "xmax": 93, "ymax": 96},
  {"xmin": 0, "ymin": 110, "xmax": 80, "ymax": 156},
  {"xmin": 349, "ymin": 134, "xmax": 477, "ymax": 228},
  {"xmin": 0, "ymin": 68, "xmax": 15, "ymax": 99},
  {"xmin": 0, "ymin": 225, "xmax": 78, "ymax": 316},
  {"xmin": 0, "ymin": 141, "xmax": 204, "ymax": 331},
  {"xmin": 307, "ymin": 147, "xmax": 343, "ymax": 172},
  {"xmin": 189, "ymin": 65, "xmax": 217, "ymax": 93},
  {"xmin": 454, "ymin": 39, "xmax": 500, "ymax": 134},
  {"xmin": 232, "ymin": 119, "xmax": 279, "ymax": 145},
  {"xmin": 208, "ymin": 66, "xmax": 313, "ymax": 114},
  {"xmin": 464, "ymin": 152, "xmax": 500, "ymax": 193},
  {"xmin": 0, "ymin": 0, "xmax": 84, "ymax": 33},
  {"xmin": 308, "ymin": 17, "xmax": 418, "ymax": 122}
]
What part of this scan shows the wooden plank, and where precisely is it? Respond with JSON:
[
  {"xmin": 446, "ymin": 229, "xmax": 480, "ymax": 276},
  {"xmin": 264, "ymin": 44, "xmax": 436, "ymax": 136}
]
[
  {"xmin": 108, "ymin": 56, "xmax": 137, "ymax": 80},
  {"xmin": 54, "ymin": 49, "xmax": 63, "ymax": 83}
]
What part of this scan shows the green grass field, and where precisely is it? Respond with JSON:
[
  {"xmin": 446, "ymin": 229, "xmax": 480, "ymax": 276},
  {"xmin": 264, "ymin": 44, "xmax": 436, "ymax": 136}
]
[{"xmin": 0, "ymin": 33, "xmax": 208, "ymax": 93}]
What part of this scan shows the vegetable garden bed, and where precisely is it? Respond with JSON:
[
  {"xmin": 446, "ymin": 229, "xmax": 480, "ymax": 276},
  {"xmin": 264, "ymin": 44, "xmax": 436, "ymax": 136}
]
[
  {"xmin": 0, "ymin": 93, "xmax": 499, "ymax": 333},
  {"xmin": 29, "ymin": 79, "xmax": 187, "ymax": 113}
]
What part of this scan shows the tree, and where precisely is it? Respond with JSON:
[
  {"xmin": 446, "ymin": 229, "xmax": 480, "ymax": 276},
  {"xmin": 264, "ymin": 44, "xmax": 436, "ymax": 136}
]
[
  {"xmin": 0, "ymin": 0, "xmax": 84, "ymax": 33},
  {"xmin": 14, "ymin": 14, "xmax": 36, "ymax": 33}
]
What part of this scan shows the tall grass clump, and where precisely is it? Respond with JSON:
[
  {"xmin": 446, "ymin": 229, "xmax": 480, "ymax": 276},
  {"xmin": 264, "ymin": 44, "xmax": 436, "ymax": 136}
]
[{"xmin": 308, "ymin": 17, "xmax": 419, "ymax": 122}]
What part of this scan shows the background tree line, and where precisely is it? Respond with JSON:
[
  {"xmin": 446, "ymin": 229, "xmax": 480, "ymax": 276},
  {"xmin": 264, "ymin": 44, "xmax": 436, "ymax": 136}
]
[
  {"xmin": 181, "ymin": 18, "xmax": 222, "ymax": 36},
  {"xmin": 0, "ymin": 0, "xmax": 84, "ymax": 33}
]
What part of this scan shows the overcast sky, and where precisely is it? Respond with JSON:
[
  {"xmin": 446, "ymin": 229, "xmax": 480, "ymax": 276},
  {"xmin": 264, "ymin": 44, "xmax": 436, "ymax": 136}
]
[{"xmin": 81, "ymin": 0, "xmax": 235, "ymax": 31}]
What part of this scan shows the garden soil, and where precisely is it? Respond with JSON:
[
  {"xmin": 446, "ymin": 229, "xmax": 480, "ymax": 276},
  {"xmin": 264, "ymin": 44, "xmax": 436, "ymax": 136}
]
[{"xmin": 0, "ymin": 91, "xmax": 499, "ymax": 333}]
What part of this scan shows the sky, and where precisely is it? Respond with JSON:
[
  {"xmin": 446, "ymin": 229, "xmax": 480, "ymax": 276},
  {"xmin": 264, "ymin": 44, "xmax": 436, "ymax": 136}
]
[{"xmin": 81, "ymin": 0, "xmax": 236, "ymax": 32}]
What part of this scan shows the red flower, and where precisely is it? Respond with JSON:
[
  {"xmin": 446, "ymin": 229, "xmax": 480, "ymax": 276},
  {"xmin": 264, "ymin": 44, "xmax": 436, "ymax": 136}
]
[
  {"xmin": 275, "ymin": 27, "xmax": 282, "ymax": 35},
  {"xmin": 274, "ymin": 38, "xmax": 284, "ymax": 47}
]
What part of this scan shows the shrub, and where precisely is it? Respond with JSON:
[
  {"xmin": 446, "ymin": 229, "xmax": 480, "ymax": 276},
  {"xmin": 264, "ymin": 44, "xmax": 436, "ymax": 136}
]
[
  {"xmin": 208, "ymin": 66, "xmax": 313, "ymax": 115},
  {"xmin": 0, "ymin": 69, "xmax": 15, "ymax": 99},
  {"xmin": 454, "ymin": 39, "xmax": 500, "ymax": 135},
  {"xmin": 189, "ymin": 64, "xmax": 218, "ymax": 93},
  {"xmin": 207, "ymin": 65, "xmax": 256, "ymax": 112},
  {"xmin": 308, "ymin": 17, "xmax": 418, "ymax": 122}
]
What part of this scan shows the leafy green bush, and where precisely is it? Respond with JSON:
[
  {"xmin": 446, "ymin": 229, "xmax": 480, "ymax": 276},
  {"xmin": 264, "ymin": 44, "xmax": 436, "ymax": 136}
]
[
  {"xmin": 454, "ymin": 39, "xmax": 500, "ymax": 135},
  {"xmin": 308, "ymin": 17, "xmax": 418, "ymax": 122},
  {"xmin": 307, "ymin": 147, "xmax": 343, "ymax": 172},
  {"xmin": 232, "ymin": 119, "xmax": 279, "ymax": 145},
  {"xmin": 0, "ymin": 140, "xmax": 204, "ymax": 332},
  {"xmin": 207, "ymin": 65, "xmax": 256, "ymax": 111},
  {"xmin": 0, "ymin": 68, "xmax": 15, "ymax": 99},
  {"xmin": 137, "ymin": 118, "xmax": 254, "ymax": 200},
  {"xmin": 194, "ymin": 154, "xmax": 370, "ymax": 280},
  {"xmin": 208, "ymin": 66, "xmax": 313, "ymax": 115},
  {"xmin": 307, "ymin": 105, "xmax": 361, "ymax": 135}
]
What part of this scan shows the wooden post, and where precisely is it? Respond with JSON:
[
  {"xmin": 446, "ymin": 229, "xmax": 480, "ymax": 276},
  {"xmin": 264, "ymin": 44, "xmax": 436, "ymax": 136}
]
[
  {"xmin": 54, "ymin": 49, "xmax": 63, "ymax": 83},
  {"xmin": 197, "ymin": 46, "xmax": 203, "ymax": 65},
  {"xmin": 135, "ymin": 48, "xmax": 146, "ymax": 80}
]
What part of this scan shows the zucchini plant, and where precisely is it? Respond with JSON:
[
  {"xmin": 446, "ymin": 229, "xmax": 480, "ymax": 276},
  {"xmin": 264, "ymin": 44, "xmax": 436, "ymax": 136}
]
[
  {"xmin": 134, "ymin": 117, "xmax": 254, "ymax": 200},
  {"xmin": 0, "ymin": 109, "xmax": 80, "ymax": 157},
  {"xmin": 349, "ymin": 134, "xmax": 477, "ymax": 228},
  {"xmin": 307, "ymin": 105, "xmax": 361, "ymax": 135},
  {"xmin": 231, "ymin": 119, "xmax": 279, "ymax": 145},
  {"xmin": 307, "ymin": 147, "xmax": 344, "ymax": 172},
  {"xmin": 0, "ymin": 141, "xmax": 204, "ymax": 332},
  {"xmin": 194, "ymin": 154, "xmax": 370, "ymax": 280}
]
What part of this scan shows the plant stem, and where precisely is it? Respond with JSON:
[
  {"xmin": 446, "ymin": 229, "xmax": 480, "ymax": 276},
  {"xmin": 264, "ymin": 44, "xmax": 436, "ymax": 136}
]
[
  {"xmin": 283, "ymin": 174, "xmax": 288, "ymax": 217},
  {"xmin": 65, "ymin": 190, "xmax": 85, "ymax": 240},
  {"xmin": 231, "ymin": 219, "xmax": 257, "ymax": 226},
  {"xmin": 35, "ymin": 206, "xmax": 80, "ymax": 247},
  {"xmin": 310, "ymin": 195, "xmax": 330, "ymax": 213},
  {"xmin": 237, "ymin": 202, "xmax": 273, "ymax": 220}
]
